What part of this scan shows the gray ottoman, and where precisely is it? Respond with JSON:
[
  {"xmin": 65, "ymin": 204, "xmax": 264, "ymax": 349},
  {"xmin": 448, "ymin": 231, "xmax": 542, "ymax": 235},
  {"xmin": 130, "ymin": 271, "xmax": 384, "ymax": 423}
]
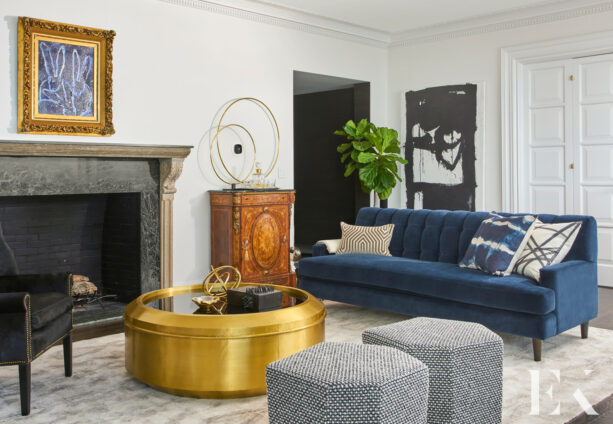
[
  {"xmin": 363, "ymin": 318, "xmax": 503, "ymax": 424},
  {"xmin": 266, "ymin": 342, "xmax": 429, "ymax": 424}
]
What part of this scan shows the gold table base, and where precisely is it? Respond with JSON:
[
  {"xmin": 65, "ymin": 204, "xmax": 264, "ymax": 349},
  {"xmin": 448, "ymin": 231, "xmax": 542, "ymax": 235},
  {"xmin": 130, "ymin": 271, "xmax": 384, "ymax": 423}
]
[{"xmin": 124, "ymin": 284, "xmax": 326, "ymax": 398}]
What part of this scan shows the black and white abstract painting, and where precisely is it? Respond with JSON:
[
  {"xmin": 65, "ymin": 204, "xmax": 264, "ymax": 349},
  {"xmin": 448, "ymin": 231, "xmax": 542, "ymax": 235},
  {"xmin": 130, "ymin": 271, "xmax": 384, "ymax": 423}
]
[{"xmin": 403, "ymin": 83, "xmax": 483, "ymax": 211}]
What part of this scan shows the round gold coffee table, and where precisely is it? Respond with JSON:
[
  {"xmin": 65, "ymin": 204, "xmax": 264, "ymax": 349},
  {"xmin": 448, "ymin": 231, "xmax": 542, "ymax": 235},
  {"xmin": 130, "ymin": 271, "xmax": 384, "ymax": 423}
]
[{"xmin": 123, "ymin": 283, "xmax": 325, "ymax": 398}]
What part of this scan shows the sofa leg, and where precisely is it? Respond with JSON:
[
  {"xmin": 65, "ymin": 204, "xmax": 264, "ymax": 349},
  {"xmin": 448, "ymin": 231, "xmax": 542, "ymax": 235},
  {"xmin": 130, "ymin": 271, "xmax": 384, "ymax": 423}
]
[
  {"xmin": 63, "ymin": 334, "xmax": 72, "ymax": 377},
  {"xmin": 18, "ymin": 363, "xmax": 31, "ymax": 416},
  {"xmin": 581, "ymin": 322, "xmax": 589, "ymax": 339},
  {"xmin": 532, "ymin": 339, "xmax": 542, "ymax": 362}
]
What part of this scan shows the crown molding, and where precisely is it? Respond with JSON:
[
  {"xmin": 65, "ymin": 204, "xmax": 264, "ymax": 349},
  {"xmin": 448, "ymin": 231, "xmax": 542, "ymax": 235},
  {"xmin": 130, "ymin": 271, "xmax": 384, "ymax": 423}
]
[
  {"xmin": 160, "ymin": 0, "xmax": 613, "ymax": 49},
  {"xmin": 390, "ymin": 0, "xmax": 613, "ymax": 47},
  {"xmin": 159, "ymin": 0, "xmax": 390, "ymax": 47}
]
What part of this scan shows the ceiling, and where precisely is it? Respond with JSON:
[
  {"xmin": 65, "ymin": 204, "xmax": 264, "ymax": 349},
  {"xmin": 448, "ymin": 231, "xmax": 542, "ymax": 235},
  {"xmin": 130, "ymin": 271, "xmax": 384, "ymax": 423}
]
[{"xmin": 251, "ymin": 0, "xmax": 570, "ymax": 34}]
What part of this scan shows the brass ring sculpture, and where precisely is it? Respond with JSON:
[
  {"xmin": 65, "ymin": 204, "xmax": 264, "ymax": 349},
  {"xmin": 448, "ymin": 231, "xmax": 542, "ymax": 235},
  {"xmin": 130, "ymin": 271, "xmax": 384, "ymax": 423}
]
[
  {"xmin": 209, "ymin": 97, "xmax": 280, "ymax": 184},
  {"xmin": 209, "ymin": 123, "xmax": 256, "ymax": 185},
  {"xmin": 202, "ymin": 265, "xmax": 241, "ymax": 297}
]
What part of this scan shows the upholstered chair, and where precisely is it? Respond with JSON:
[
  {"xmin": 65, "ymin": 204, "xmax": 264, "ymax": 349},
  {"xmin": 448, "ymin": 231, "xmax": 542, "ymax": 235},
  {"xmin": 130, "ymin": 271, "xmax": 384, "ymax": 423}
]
[{"xmin": 0, "ymin": 223, "xmax": 73, "ymax": 416}]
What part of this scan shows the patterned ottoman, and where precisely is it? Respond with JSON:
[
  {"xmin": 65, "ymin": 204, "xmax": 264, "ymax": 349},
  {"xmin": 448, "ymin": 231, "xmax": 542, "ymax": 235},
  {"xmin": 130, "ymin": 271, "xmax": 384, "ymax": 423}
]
[
  {"xmin": 266, "ymin": 342, "xmax": 429, "ymax": 424},
  {"xmin": 363, "ymin": 318, "xmax": 503, "ymax": 424}
]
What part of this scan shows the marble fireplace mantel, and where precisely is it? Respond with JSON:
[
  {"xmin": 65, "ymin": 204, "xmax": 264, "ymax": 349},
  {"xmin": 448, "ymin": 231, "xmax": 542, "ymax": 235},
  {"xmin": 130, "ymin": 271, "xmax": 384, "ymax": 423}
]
[{"xmin": 0, "ymin": 140, "xmax": 192, "ymax": 307}]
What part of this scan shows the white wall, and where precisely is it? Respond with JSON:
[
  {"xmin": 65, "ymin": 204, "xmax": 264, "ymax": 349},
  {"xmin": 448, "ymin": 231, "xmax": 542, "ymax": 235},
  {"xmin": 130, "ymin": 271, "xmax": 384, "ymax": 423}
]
[
  {"xmin": 0, "ymin": 0, "xmax": 388, "ymax": 285},
  {"xmin": 387, "ymin": 10, "xmax": 613, "ymax": 211}
]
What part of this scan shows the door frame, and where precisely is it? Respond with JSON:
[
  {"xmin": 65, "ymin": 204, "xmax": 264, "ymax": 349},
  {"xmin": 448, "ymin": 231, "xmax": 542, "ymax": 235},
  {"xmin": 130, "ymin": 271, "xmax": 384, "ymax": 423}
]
[{"xmin": 501, "ymin": 30, "xmax": 613, "ymax": 212}]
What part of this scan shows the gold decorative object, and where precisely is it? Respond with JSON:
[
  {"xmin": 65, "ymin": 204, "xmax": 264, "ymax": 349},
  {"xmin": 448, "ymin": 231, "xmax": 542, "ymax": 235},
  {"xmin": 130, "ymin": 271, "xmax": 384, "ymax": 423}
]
[
  {"xmin": 191, "ymin": 295, "xmax": 225, "ymax": 314},
  {"xmin": 17, "ymin": 17, "xmax": 115, "ymax": 136},
  {"xmin": 202, "ymin": 265, "xmax": 241, "ymax": 297},
  {"xmin": 124, "ymin": 283, "xmax": 326, "ymax": 398},
  {"xmin": 208, "ymin": 97, "xmax": 280, "ymax": 185}
]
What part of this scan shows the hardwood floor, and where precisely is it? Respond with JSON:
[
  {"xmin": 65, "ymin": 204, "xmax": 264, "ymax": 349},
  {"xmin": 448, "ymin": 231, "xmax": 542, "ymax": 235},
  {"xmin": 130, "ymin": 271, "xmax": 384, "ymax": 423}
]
[{"xmin": 592, "ymin": 287, "xmax": 613, "ymax": 330}]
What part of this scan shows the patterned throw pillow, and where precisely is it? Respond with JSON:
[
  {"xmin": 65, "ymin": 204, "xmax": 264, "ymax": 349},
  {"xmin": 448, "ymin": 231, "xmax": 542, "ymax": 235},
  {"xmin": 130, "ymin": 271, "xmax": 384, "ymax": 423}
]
[
  {"xmin": 513, "ymin": 220, "xmax": 582, "ymax": 281},
  {"xmin": 459, "ymin": 213, "xmax": 537, "ymax": 276},
  {"xmin": 336, "ymin": 222, "xmax": 394, "ymax": 256}
]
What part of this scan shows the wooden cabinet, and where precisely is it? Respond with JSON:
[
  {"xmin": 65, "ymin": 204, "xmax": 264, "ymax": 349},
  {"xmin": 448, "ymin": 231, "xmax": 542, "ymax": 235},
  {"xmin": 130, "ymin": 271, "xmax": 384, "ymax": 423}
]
[{"xmin": 209, "ymin": 190, "xmax": 296, "ymax": 286}]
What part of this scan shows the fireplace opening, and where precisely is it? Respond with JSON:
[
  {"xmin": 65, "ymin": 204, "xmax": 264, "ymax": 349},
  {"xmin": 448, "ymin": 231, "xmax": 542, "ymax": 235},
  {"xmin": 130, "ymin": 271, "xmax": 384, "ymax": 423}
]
[{"xmin": 0, "ymin": 193, "xmax": 141, "ymax": 325}]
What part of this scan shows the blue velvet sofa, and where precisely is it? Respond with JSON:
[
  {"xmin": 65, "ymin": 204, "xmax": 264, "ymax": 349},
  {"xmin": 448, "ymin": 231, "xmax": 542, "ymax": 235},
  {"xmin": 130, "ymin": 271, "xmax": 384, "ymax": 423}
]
[{"xmin": 297, "ymin": 207, "xmax": 599, "ymax": 361}]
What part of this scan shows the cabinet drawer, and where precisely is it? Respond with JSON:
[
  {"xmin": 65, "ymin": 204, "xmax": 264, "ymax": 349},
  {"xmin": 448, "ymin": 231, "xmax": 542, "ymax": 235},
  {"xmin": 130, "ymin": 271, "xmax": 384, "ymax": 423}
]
[{"xmin": 238, "ymin": 193, "xmax": 289, "ymax": 205}]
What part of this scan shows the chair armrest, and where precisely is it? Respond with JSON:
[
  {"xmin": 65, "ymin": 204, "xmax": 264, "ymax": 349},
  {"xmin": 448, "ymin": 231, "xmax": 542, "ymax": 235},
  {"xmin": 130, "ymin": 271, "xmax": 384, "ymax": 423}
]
[
  {"xmin": 0, "ymin": 272, "xmax": 71, "ymax": 295},
  {"xmin": 540, "ymin": 260, "xmax": 598, "ymax": 333},
  {"xmin": 312, "ymin": 243, "xmax": 330, "ymax": 257},
  {"xmin": 0, "ymin": 292, "xmax": 29, "ymax": 313},
  {"xmin": 313, "ymin": 239, "xmax": 341, "ymax": 256}
]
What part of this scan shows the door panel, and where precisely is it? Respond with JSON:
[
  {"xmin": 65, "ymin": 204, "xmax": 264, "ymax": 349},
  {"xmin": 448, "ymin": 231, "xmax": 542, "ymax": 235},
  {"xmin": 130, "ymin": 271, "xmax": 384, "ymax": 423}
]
[
  {"xmin": 582, "ymin": 146, "xmax": 613, "ymax": 181},
  {"xmin": 580, "ymin": 60, "xmax": 613, "ymax": 102},
  {"xmin": 582, "ymin": 187, "xmax": 613, "ymax": 223},
  {"xmin": 530, "ymin": 107, "xmax": 564, "ymax": 144},
  {"xmin": 581, "ymin": 104, "xmax": 613, "ymax": 144},
  {"xmin": 531, "ymin": 148, "xmax": 565, "ymax": 183},
  {"xmin": 530, "ymin": 67, "xmax": 565, "ymax": 106},
  {"xmin": 530, "ymin": 186, "xmax": 565, "ymax": 215}
]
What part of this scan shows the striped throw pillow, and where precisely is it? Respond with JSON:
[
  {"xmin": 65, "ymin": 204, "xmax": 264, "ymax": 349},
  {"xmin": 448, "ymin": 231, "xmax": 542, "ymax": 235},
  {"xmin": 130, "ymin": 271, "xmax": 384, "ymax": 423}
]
[
  {"xmin": 459, "ymin": 213, "xmax": 537, "ymax": 276},
  {"xmin": 336, "ymin": 222, "xmax": 394, "ymax": 256},
  {"xmin": 513, "ymin": 220, "xmax": 582, "ymax": 281}
]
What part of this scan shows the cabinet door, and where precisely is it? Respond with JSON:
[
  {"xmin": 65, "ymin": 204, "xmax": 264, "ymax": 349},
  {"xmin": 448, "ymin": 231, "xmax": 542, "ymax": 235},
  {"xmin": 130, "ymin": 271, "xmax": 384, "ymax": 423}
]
[{"xmin": 240, "ymin": 205, "xmax": 289, "ymax": 280}]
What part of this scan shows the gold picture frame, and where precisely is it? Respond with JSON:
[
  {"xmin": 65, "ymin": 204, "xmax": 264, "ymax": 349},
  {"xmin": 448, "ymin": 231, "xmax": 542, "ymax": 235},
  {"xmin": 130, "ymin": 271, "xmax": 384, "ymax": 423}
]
[{"xmin": 17, "ymin": 17, "xmax": 115, "ymax": 136}]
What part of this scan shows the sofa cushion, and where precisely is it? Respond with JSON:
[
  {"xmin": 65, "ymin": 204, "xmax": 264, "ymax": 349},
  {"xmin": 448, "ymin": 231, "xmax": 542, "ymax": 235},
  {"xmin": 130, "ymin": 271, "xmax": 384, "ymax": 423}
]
[
  {"xmin": 298, "ymin": 255, "xmax": 555, "ymax": 315},
  {"xmin": 30, "ymin": 292, "xmax": 73, "ymax": 330},
  {"xmin": 336, "ymin": 222, "xmax": 394, "ymax": 256},
  {"xmin": 459, "ymin": 213, "xmax": 537, "ymax": 276},
  {"xmin": 514, "ymin": 220, "xmax": 582, "ymax": 281}
]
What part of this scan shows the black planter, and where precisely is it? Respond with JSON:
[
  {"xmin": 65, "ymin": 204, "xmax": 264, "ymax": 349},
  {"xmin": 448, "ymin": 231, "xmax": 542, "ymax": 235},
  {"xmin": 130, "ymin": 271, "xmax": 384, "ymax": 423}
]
[{"xmin": 379, "ymin": 198, "xmax": 388, "ymax": 208}]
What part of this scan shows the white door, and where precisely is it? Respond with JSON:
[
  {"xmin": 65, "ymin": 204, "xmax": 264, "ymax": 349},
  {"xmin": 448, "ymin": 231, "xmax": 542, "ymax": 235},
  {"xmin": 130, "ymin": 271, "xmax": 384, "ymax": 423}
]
[
  {"xmin": 573, "ymin": 54, "xmax": 613, "ymax": 286},
  {"xmin": 521, "ymin": 60, "xmax": 573, "ymax": 215},
  {"xmin": 521, "ymin": 54, "xmax": 613, "ymax": 287}
]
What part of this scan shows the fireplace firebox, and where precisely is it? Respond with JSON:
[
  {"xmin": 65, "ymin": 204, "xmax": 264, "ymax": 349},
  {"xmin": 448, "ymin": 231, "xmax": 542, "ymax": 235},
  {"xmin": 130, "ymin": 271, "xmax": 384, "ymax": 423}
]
[{"xmin": 0, "ymin": 193, "xmax": 141, "ymax": 324}]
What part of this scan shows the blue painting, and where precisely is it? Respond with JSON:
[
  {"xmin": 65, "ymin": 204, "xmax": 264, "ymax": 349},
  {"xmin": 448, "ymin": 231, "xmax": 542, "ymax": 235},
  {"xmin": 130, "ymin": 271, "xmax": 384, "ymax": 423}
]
[{"xmin": 38, "ymin": 40, "xmax": 95, "ymax": 117}]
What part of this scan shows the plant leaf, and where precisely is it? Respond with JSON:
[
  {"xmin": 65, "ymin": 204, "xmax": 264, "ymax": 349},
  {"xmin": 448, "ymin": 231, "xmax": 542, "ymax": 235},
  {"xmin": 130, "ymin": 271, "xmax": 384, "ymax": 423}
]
[
  {"xmin": 379, "ymin": 127, "xmax": 399, "ymax": 152},
  {"xmin": 343, "ymin": 120, "xmax": 357, "ymax": 138},
  {"xmin": 356, "ymin": 119, "xmax": 369, "ymax": 136},
  {"xmin": 352, "ymin": 140, "xmax": 373, "ymax": 151},
  {"xmin": 340, "ymin": 152, "xmax": 351, "ymax": 163},
  {"xmin": 378, "ymin": 169, "xmax": 396, "ymax": 188},
  {"xmin": 377, "ymin": 186, "xmax": 393, "ymax": 200},
  {"xmin": 344, "ymin": 161, "xmax": 358, "ymax": 177},
  {"xmin": 384, "ymin": 154, "xmax": 408, "ymax": 165},
  {"xmin": 359, "ymin": 162, "xmax": 379, "ymax": 188},
  {"xmin": 357, "ymin": 152, "xmax": 377, "ymax": 163},
  {"xmin": 384, "ymin": 143, "xmax": 401, "ymax": 154},
  {"xmin": 333, "ymin": 130, "xmax": 347, "ymax": 136},
  {"xmin": 337, "ymin": 143, "xmax": 352, "ymax": 153}
]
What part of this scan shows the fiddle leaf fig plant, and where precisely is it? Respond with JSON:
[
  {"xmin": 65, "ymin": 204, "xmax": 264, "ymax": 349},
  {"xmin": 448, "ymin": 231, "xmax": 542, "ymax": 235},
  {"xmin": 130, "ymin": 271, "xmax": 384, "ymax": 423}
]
[{"xmin": 334, "ymin": 119, "xmax": 407, "ymax": 200}]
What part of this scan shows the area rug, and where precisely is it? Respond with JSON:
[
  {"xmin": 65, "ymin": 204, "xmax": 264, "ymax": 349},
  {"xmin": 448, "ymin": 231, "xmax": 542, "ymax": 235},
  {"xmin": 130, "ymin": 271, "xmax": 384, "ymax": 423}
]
[
  {"xmin": 566, "ymin": 393, "xmax": 613, "ymax": 423},
  {"xmin": 1, "ymin": 301, "xmax": 612, "ymax": 423}
]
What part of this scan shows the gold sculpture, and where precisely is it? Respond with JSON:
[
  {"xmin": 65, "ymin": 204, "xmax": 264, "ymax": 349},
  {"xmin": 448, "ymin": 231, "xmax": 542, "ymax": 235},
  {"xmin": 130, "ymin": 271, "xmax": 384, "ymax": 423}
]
[
  {"xmin": 208, "ymin": 97, "xmax": 280, "ymax": 185},
  {"xmin": 202, "ymin": 265, "xmax": 241, "ymax": 296},
  {"xmin": 192, "ymin": 265, "xmax": 240, "ymax": 312}
]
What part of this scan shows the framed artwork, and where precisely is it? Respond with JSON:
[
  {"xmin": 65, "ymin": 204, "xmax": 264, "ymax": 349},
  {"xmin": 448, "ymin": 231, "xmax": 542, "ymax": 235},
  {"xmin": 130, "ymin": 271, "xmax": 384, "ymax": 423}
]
[
  {"xmin": 401, "ymin": 82, "xmax": 485, "ymax": 211},
  {"xmin": 17, "ymin": 17, "xmax": 115, "ymax": 136}
]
